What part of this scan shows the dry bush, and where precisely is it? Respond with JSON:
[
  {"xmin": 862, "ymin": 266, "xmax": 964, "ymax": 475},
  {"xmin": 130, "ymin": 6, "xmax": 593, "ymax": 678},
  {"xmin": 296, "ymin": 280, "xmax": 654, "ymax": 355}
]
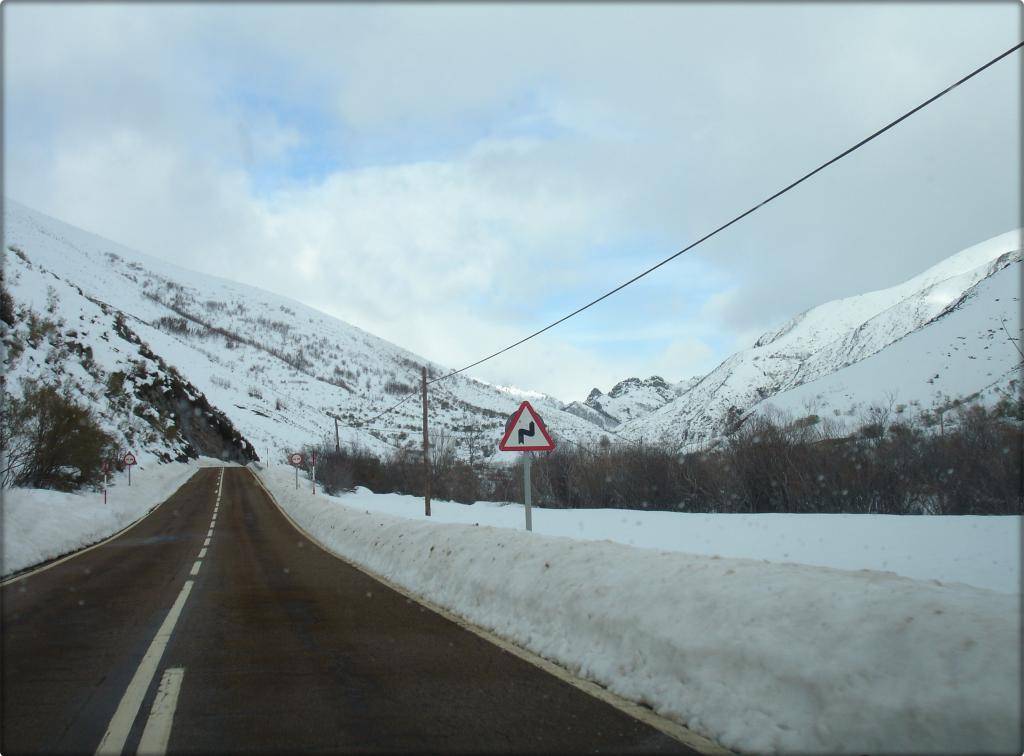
[
  {"xmin": 304, "ymin": 391, "xmax": 1020, "ymax": 515},
  {"xmin": 1, "ymin": 379, "xmax": 117, "ymax": 491}
]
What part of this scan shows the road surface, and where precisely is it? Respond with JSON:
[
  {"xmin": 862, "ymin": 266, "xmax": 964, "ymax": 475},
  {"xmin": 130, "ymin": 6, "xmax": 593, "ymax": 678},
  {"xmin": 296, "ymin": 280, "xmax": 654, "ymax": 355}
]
[{"xmin": 2, "ymin": 467, "xmax": 703, "ymax": 754}]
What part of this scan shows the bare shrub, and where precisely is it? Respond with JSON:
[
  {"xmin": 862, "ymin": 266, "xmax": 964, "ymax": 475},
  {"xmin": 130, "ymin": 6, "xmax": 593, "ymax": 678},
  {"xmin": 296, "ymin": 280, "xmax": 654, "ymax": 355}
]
[
  {"xmin": 1, "ymin": 379, "xmax": 117, "ymax": 490},
  {"xmin": 303, "ymin": 390, "xmax": 1020, "ymax": 515}
]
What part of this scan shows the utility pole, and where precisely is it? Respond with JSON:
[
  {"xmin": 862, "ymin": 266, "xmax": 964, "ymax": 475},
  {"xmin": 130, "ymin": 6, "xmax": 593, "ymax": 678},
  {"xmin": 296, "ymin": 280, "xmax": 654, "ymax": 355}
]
[
  {"xmin": 422, "ymin": 366, "xmax": 431, "ymax": 517},
  {"xmin": 333, "ymin": 414, "xmax": 340, "ymax": 453}
]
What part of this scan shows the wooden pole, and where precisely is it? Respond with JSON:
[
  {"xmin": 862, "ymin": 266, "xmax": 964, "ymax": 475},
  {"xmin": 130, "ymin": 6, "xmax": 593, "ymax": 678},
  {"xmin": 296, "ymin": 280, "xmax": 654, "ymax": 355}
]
[
  {"xmin": 334, "ymin": 416, "xmax": 341, "ymax": 453},
  {"xmin": 422, "ymin": 366, "xmax": 431, "ymax": 517}
]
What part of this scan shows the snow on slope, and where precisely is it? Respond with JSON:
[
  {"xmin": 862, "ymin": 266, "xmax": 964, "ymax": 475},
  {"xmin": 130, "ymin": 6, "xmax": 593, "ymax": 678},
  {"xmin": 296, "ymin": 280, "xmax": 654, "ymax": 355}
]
[
  {"xmin": 623, "ymin": 230, "xmax": 1022, "ymax": 445},
  {"xmin": 2, "ymin": 237, "xmax": 256, "ymax": 465},
  {"xmin": 2, "ymin": 199, "xmax": 607, "ymax": 462},
  {"xmin": 257, "ymin": 463, "xmax": 1022, "ymax": 755},
  {"xmin": 750, "ymin": 259, "xmax": 1022, "ymax": 429}
]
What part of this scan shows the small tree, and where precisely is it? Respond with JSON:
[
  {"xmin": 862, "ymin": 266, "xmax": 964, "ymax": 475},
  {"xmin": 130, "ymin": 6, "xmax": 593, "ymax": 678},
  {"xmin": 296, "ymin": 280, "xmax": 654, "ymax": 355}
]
[{"xmin": 0, "ymin": 379, "xmax": 117, "ymax": 490}]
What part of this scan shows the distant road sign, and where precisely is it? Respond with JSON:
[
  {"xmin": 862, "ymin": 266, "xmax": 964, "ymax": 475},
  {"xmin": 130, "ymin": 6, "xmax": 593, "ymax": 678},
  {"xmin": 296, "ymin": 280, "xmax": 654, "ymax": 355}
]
[
  {"xmin": 123, "ymin": 452, "xmax": 137, "ymax": 466},
  {"xmin": 289, "ymin": 453, "xmax": 304, "ymax": 466},
  {"xmin": 498, "ymin": 401, "xmax": 555, "ymax": 452}
]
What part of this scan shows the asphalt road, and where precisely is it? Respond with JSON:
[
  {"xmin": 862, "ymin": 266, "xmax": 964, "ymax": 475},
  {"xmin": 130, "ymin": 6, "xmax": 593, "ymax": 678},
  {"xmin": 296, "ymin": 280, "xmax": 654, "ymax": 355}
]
[{"xmin": 2, "ymin": 467, "xmax": 701, "ymax": 754}]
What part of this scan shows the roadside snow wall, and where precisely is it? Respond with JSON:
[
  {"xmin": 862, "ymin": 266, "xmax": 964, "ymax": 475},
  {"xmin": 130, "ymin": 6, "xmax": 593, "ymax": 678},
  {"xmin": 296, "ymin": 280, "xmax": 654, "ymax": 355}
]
[
  {"xmin": 254, "ymin": 463, "xmax": 1020, "ymax": 755},
  {"xmin": 2, "ymin": 459, "xmax": 225, "ymax": 578}
]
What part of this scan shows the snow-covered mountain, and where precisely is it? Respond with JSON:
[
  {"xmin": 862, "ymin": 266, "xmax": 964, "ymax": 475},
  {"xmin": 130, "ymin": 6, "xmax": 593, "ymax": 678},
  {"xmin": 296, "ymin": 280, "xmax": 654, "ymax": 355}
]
[
  {"xmin": 3, "ymin": 198, "xmax": 1018, "ymax": 463},
  {"xmin": 563, "ymin": 375, "xmax": 696, "ymax": 430},
  {"xmin": 619, "ymin": 230, "xmax": 1022, "ymax": 447},
  {"xmin": 1, "ymin": 200, "xmax": 608, "ymax": 464}
]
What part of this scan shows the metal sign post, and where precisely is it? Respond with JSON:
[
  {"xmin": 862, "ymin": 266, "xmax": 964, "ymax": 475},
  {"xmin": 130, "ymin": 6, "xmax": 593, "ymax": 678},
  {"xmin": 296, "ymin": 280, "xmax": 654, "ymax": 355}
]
[
  {"xmin": 523, "ymin": 456, "xmax": 532, "ymax": 532},
  {"xmin": 312, "ymin": 451, "xmax": 317, "ymax": 496},
  {"xmin": 289, "ymin": 453, "xmax": 304, "ymax": 489},
  {"xmin": 123, "ymin": 452, "xmax": 137, "ymax": 486}
]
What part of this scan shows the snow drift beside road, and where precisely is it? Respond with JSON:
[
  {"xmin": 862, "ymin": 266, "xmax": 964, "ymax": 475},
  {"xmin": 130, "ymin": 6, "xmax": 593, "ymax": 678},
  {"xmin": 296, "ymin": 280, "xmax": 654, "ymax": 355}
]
[
  {"xmin": 2, "ymin": 458, "xmax": 225, "ymax": 578},
  {"xmin": 255, "ymin": 464, "xmax": 1021, "ymax": 755},
  {"xmin": 326, "ymin": 485, "xmax": 1020, "ymax": 594}
]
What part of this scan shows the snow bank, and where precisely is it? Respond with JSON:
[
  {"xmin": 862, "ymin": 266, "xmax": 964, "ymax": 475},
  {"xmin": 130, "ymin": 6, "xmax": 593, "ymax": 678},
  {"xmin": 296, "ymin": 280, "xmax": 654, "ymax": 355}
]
[
  {"xmin": 329, "ymin": 487, "xmax": 1020, "ymax": 595},
  {"xmin": 2, "ymin": 458, "xmax": 225, "ymax": 578},
  {"xmin": 255, "ymin": 464, "xmax": 1021, "ymax": 755}
]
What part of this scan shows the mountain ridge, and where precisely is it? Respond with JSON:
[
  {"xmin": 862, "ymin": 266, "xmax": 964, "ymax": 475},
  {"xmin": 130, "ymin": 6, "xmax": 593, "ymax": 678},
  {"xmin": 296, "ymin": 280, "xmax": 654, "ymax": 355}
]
[
  {"xmin": 2, "ymin": 199, "xmax": 607, "ymax": 464},
  {"xmin": 618, "ymin": 230, "xmax": 1022, "ymax": 447},
  {"xmin": 4, "ymin": 198, "xmax": 1019, "ymax": 462}
]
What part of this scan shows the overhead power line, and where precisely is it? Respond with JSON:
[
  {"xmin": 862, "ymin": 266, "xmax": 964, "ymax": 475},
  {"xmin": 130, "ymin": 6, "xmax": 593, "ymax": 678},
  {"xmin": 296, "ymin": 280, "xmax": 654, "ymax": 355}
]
[
  {"xmin": 360, "ymin": 392, "xmax": 417, "ymax": 427},
  {"xmin": 368, "ymin": 40, "xmax": 1024, "ymax": 423}
]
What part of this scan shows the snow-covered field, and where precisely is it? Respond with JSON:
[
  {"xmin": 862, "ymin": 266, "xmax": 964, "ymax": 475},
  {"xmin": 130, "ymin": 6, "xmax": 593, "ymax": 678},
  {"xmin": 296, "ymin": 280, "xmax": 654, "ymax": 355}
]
[
  {"xmin": 1, "ymin": 458, "xmax": 225, "ymax": 578},
  {"xmin": 301, "ymin": 484, "xmax": 1020, "ymax": 594},
  {"xmin": 254, "ymin": 463, "xmax": 1021, "ymax": 754}
]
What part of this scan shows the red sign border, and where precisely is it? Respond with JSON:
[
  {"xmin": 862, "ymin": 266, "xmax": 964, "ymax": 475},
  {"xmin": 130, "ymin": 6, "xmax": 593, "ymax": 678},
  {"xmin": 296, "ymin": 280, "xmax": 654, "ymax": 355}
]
[
  {"xmin": 498, "ymin": 401, "xmax": 556, "ymax": 452},
  {"xmin": 289, "ymin": 452, "xmax": 305, "ymax": 466},
  {"xmin": 123, "ymin": 452, "xmax": 137, "ymax": 466}
]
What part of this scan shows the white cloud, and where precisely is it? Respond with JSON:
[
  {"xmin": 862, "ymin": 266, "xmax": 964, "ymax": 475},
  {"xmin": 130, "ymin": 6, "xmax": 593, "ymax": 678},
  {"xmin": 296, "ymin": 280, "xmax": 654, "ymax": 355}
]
[{"xmin": 3, "ymin": 2, "xmax": 1020, "ymax": 401}]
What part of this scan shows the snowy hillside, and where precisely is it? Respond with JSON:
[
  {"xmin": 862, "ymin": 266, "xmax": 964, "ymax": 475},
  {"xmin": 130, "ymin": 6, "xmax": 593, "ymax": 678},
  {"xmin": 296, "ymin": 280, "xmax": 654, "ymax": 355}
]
[
  {"xmin": 1, "ymin": 244, "xmax": 256, "ymax": 465},
  {"xmin": 747, "ymin": 261, "xmax": 1021, "ymax": 430},
  {"xmin": 621, "ymin": 231, "xmax": 1022, "ymax": 446},
  {"xmin": 2, "ymin": 200, "xmax": 608, "ymax": 464},
  {"xmin": 4, "ymin": 198, "xmax": 1019, "ymax": 462}
]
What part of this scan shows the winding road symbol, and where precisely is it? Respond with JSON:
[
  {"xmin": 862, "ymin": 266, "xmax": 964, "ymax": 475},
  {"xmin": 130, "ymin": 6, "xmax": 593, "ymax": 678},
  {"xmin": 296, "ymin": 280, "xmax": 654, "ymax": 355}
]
[{"xmin": 499, "ymin": 402, "xmax": 555, "ymax": 452}]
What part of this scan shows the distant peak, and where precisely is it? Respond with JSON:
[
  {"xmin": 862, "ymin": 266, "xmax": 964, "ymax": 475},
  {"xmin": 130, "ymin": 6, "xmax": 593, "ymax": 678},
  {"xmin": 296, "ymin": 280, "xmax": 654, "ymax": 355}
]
[{"xmin": 608, "ymin": 377, "xmax": 642, "ymax": 398}]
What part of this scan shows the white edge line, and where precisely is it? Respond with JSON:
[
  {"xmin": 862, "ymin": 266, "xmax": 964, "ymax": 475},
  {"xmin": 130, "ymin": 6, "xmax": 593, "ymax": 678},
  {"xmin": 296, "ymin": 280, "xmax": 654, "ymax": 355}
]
[
  {"xmin": 95, "ymin": 581, "xmax": 194, "ymax": 755},
  {"xmin": 197, "ymin": 548, "xmax": 207, "ymax": 559},
  {"xmin": 245, "ymin": 468, "xmax": 733, "ymax": 756},
  {"xmin": 189, "ymin": 561, "xmax": 201, "ymax": 576},
  {"xmin": 2, "ymin": 470, "xmax": 209, "ymax": 587},
  {"xmin": 136, "ymin": 667, "xmax": 185, "ymax": 756},
  {"xmin": 203, "ymin": 538, "xmax": 211, "ymax": 547}
]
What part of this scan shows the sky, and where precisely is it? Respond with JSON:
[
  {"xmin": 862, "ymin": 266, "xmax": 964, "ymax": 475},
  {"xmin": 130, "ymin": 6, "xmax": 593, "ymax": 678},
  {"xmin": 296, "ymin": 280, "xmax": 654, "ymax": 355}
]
[{"xmin": 3, "ymin": 2, "xmax": 1021, "ymax": 400}]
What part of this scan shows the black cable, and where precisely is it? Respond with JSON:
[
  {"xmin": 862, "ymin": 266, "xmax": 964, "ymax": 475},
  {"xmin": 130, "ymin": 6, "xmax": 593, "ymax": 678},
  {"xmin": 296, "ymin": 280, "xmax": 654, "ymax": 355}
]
[
  {"xmin": 359, "ymin": 392, "xmax": 417, "ymax": 426},
  {"xmin": 363, "ymin": 40, "xmax": 1023, "ymax": 422}
]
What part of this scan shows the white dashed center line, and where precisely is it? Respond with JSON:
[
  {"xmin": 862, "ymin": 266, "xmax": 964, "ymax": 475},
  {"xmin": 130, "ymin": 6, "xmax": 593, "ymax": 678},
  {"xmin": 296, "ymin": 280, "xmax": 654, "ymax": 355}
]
[
  {"xmin": 137, "ymin": 667, "xmax": 185, "ymax": 756},
  {"xmin": 95, "ymin": 581, "xmax": 194, "ymax": 755}
]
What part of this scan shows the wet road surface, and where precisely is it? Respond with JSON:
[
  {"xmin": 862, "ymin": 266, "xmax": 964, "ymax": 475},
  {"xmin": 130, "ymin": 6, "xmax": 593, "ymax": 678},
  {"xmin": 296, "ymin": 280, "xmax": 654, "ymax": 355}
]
[{"xmin": 2, "ymin": 467, "xmax": 700, "ymax": 754}]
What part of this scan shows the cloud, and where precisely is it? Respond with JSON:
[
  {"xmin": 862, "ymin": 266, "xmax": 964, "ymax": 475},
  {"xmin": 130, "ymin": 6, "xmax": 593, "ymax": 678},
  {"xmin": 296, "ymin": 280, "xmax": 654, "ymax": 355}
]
[{"xmin": 3, "ymin": 2, "xmax": 1020, "ymax": 401}]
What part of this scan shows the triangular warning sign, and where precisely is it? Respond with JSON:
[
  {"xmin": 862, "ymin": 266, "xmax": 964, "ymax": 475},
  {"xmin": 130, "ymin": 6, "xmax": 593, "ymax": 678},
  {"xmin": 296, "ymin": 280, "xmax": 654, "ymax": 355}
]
[{"xmin": 498, "ymin": 401, "xmax": 556, "ymax": 452}]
